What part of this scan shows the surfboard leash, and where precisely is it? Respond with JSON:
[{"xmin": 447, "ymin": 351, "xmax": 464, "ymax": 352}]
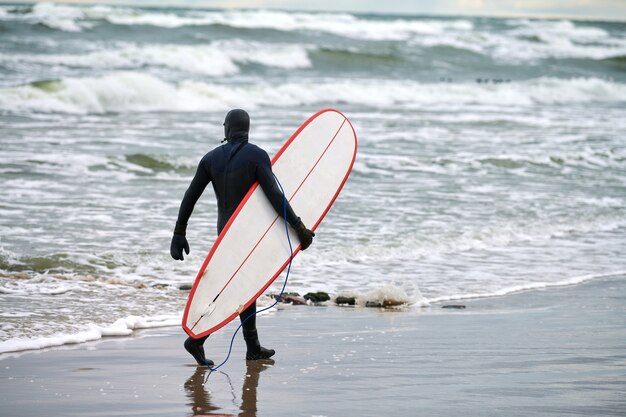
[{"xmin": 208, "ymin": 174, "xmax": 294, "ymax": 373}]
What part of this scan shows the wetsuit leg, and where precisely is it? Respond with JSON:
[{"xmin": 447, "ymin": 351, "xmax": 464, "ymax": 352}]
[
  {"xmin": 240, "ymin": 301, "xmax": 275, "ymax": 360},
  {"xmin": 240, "ymin": 301, "xmax": 257, "ymax": 332},
  {"xmin": 184, "ymin": 334, "xmax": 214, "ymax": 366}
]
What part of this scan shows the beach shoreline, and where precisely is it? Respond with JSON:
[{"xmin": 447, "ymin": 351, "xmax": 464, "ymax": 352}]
[{"xmin": 1, "ymin": 275, "xmax": 625, "ymax": 416}]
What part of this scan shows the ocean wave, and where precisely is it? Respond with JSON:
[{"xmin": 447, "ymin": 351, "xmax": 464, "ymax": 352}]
[
  {"xmin": 1, "ymin": 3, "xmax": 472, "ymax": 39},
  {"xmin": 410, "ymin": 19, "xmax": 626, "ymax": 61},
  {"xmin": 84, "ymin": 5, "xmax": 475, "ymax": 41},
  {"xmin": 0, "ymin": 40, "xmax": 312, "ymax": 76},
  {"xmin": 3, "ymin": 4, "xmax": 625, "ymax": 63},
  {"xmin": 316, "ymin": 47, "xmax": 403, "ymax": 63},
  {"xmin": 507, "ymin": 19, "xmax": 611, "ymax": 43},
  {"xmin": 0, "ymin": 72, "xmax": 226, "ymax": 114},
  {"xmin": 0, "ymin": 2, "xmax": 92, "ymax": 32},
  {"xmin": 1, "ymin": 73, "xmax": 625, "ymax": 114}
]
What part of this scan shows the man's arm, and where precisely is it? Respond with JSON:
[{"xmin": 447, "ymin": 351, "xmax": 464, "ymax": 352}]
[
  {"xmin": 255, "ymin": 151, "xmax": 315, "ymax": 250},
  {"xmin": 256, "ymin": 153, "xmax": 299, "ymax": 227},
  {"xmin": 170, "ymin": 158, "xmax": 212, "ymax": 260}
]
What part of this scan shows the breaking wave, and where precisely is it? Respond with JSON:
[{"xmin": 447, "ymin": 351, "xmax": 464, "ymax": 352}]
[
  {"xmin": 3, "ymin": 4, "xmax": 625, "ymax": 62},
  {"xmin": 1, "ymin": 73, "xmax": 624, "ymax": 114},
  {"xmin": 0, "ymin": 40, "xmax": 312, "ymax": 76},
  {"xmin": 0, "ymin": 3, "xmax": 473, "ymax": 39}
]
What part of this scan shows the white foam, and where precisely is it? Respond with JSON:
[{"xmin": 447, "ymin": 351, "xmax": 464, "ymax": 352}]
[
  {"xmin": 30, "ymin": 2, "xmax": 89, "ymax": 32},
  {"xmin": 410, "ymin": 18, "xmax": 626, "ymax": 61},
  {"xmin": 79, "ymin": 44, "xmax": 239, "ymax": 76},
  {"xmin": 0, "ymin": 3, "xmax": 97, "ymax": 32},
  {"xmin": 6, "ymin": 4, "xmax": 473, "ymax": 43},
  {"xmin": 0, "ymin": 274, "xmax": 92, "ymax": 297},
  {"xmin": 81, "ymin": 6, "xmax": 626, "ymax": 60},
  {"xmin": 334, "ymin": 284, "xmax": 427, "ymax": 308},
  {"xmin": 2, "ymin": 74, "xmax": 625, "ymax": 114},
  {"xmin": 217, "ymin": 39, "xmax": 312, "ymax": 69},
  {"xmin": 101, "ymin": 7, "xmax": 208, "ymax": 28},
  {"xmin": 95, "ymin": 7, "xmax": 473, "ymax": 41},
  {"xmin": 508, "ymin": 19, "xmax": 610, "ymax": 43},
  {"xmin": 0, "ymin": 313, "xmax": 180, "ymax": 354},
  {"xmin": 0, "ymin": 41, "xmax": 312, "ymax": 75},
  {"xmin": 0, "ymin": 72, "xmax": 226, "ymax": 114},
  {"xmin": 0, "ymin": 286, "xmax": 27, "ymax": 295},
  {"xmin": 5, "ymin": 5, "xmax": 625, "ymax": 62},
  {"xmin": 323, "ymin": 215, "xmax": 623, "ymax": 306}
]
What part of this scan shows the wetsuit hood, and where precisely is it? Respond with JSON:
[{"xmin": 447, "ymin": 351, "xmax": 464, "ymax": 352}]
[{"xmin": 223, "ymin": 109, "xmax": 250, "ymax": 142}]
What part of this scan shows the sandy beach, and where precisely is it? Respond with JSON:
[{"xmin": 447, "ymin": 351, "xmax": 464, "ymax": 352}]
[{"xmin": 1, "ymin": 275, "xmax": 625, "ymax": 417}]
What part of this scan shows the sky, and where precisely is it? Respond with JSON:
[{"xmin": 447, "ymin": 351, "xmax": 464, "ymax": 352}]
[{"xmin": 2, "ymin": 0, "xmax": 626, "ymax": 20}]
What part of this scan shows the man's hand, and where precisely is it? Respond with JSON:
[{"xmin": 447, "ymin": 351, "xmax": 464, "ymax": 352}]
[
  {"xmin": 170, "ymin": 234, "xmax": 190, "ymax": 260},
  {"xmin": 294, "ymin": 221, "xmax": 315, "ymax": 250}
]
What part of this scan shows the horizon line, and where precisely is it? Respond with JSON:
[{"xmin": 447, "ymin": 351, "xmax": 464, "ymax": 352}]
[{"xmin": 1, "ymin": 0, "xmax": 625, "ymax": 23}]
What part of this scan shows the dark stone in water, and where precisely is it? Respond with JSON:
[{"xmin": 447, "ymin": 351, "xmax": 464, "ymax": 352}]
[
  {"xmin": 276, "ymin": 291, "xmax": 301, "ymax": 297},
  {"xmin": 269, "ymin": 292, "xmax": 306, "ymax": 305},
  {"xmin": 442, "ymin": 304, "xmax": 466, "ymax": 309},
  {"xmin": 304, "ymin": 292, "xmax": 330, "ymax": 303},
  {"xmin": 178, "ymin": 284, "xmax": 193, "ymax": 291},
  {"xmin": 269, "ymin": 292, "xmax": 300, "ymax": 298},
  {"xmin": 279, "ymin": 294, "xmax": 307, "ymax": 305},
  {"xmin": 335, "ymin": 296, "xmax": 356, "ymax": 306}
]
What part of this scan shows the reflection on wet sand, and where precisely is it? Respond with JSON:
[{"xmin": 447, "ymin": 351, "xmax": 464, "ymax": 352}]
[
  {"xmin": 184, "ymin": 360, "xmax": 275, "ymax": 417},
  {"xmin": 184, "ymin": 367, "xmax": 224, "ymax": 416}
]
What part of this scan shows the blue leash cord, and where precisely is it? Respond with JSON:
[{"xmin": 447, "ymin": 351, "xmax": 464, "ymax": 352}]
[{"xmin": 208, "ymin": 174, "xmax": 294, "ymax": 372}]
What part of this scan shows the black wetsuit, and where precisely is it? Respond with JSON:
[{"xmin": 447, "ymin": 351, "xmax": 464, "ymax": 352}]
[
  {"xmin": 175, "ymin": 109, "xmax": 301, "ymax": 362},
  {"xmin": 176, "ymin": 136, "xmax": 299, "ymax": 236}
]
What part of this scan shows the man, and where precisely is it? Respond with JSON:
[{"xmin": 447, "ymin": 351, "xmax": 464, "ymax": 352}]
[{"xmin": 170, "ymin": 109, "xmax": 315, "ymax": 366}]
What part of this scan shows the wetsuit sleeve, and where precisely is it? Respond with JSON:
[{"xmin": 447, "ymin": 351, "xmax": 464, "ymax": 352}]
[
  {"xmin": 174, "ymin": 158, "xmax": 212, "ymax": 232},
  {"xmin": 256, "ymin": 151, "xmax": 300, "ymax": 227}
]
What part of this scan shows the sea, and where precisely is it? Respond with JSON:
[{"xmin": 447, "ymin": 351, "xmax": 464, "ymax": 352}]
[{"xmin": 1, "ymin": 2, "xmax": 625, "ymax": 354}]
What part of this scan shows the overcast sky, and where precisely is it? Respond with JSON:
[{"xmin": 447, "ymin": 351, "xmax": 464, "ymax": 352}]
[{"xmin": 3, "ymin": 0, "xmax": 626, "ymax": 20}]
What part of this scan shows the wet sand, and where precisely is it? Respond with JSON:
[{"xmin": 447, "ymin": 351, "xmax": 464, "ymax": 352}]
[{"xmin": 1, "ymin": 276, "xmax": 625, "ymax": 416}]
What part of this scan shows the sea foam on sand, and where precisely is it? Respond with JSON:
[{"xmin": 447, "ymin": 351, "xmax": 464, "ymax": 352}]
[{"xmin": 0, "ymin": 314, "xmax": 180, "ymax": 354}]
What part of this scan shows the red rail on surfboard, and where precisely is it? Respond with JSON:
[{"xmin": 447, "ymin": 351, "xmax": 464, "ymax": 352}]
[{"xmin": 182, "ymin": 109, "xmax": 357, "ymax": 338}]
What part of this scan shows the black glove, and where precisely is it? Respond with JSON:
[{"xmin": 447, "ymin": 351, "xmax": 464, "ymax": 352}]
[
  {"xmin": 294, "ymin": 220, "xmax": 315, "ymax": 251},
  {"xmin": 170, "ymin": 222, "xmax": 190, "ymax": 261}
]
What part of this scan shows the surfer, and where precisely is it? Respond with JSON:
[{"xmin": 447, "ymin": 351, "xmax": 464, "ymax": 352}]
[{"xmin": 170, "ymin": 109, "xmax": 315, "ymax": 366}]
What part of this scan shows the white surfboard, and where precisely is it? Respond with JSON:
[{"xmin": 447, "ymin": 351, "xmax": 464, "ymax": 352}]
[{"xmin": 182, "ymin": 109, "xmax": 357, "ymax": 338}]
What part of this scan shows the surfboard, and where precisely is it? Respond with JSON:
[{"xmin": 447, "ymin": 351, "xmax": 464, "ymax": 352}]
[{"xmin": 182, "ymin": 109, "xmax": 357, "ymax": 338}]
